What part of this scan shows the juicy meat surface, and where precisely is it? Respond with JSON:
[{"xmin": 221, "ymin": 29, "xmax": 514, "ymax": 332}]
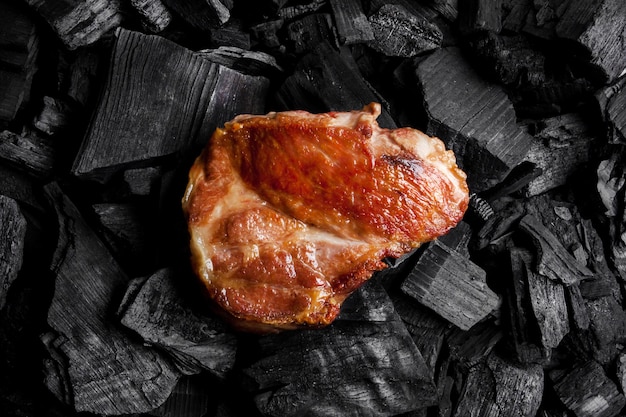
[{"xmin": 182, "ymin": 103, "xmax": 469, "ymax": 332}]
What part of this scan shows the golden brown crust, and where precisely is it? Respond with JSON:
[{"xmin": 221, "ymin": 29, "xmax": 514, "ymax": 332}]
[{"xmin": 182, "ymin": 103, "xmax": 469, "ymax": 332}]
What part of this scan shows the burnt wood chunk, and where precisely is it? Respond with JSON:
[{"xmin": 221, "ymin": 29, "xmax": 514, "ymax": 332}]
[
  {"xmin": 390, "ymin": 292, "xmax": 451, "ymax": 373},
  {"xmin": 278, "ymin": 0, "xmax": 326, "ymax": 20},
  {"xmin": 0, "ymin": 195, "xmax": 27, "ymax": 310},
  {"xmin": 555, "ymin": 0, "xmax": 626, "ymax": 84},
  {"xmin": 0, "ymin": 130, "xmax": 56, "ymax": 178},
  {"xmin": 415, "ymin": 47, "xmax": 532, "ymax": 192},
  {"xmin": 523, "ymin": 113, "xmax": 597, "ymax": 196},
  {"xmin": 401, "ymin": 240, "xmax": 499, "ymax": 331},
  {"xmin": 276, "ymin": 42, "xmax": 396, "ymax": 128},
  {"xmin": 92, "ymin": 202, "xmax": 155, "ymax": 274},
  {"xmin": 0, "ymin": 1, "xmax": 39, "ymax": 129},
  {"xmin": 72, "ymin": 28, "xmax": 268, "ymax": 182},
  {"xmin": 458, "ymin": 0, "xmax": 503, "ymax": 34},
  {"xmin": 550, "ymin": 361, "xmax": 626, "ymax": 417},
  {"xmin": 329, "ymin": 0, "xmax": 374, "ymax": 45},
  {"xmin": 447, "ymin": 318, "xmax": 502, "ymax": 369},
  {"xmin": 42, "ymin": 183, "xmax": 180, "ymax": 415},
  {"xmin": 130, "ymin": 0, "xmax": 172, "ymax": 33},
  {"xmin": 23, "ymin": 0, "xmax": 123, "ymax": 50},
  {"xmin": 286, "ymin": 13, "xmax": 336, "ymax": 54},
  {"xmin": 243, "ymin": 280, "xmax": 437, "ymax": 416},
  {"xmin": 150, "ymin": 375, "xmax": 212, "ymax": 417},
  {"xmin": 506, "ymin": 248, "xmax": 549, "ymax": 364},
  {"xmin": 197, "ymin": 46, "xmax": 282, "ymax": 77},
  {"xmin": 118, "ymin": 268, "xmax": 237, "ymax": 378},
  {"xmin": 596, "ymin": 77, "xmax": 626, "ymax": 144},
  {"xmin": 453, "ymin": 352, "xmax": 543, "ymax": 417},
  {"xmin": 32, "ymin": 96, "xmax": 75, "ymax": 136},
  {"xmin": 518, "ymin": 214, "xmax": 594, "ymax": 285},
  {"xmin": 367, "ymin": 4, "xmax": 442, "ymax": 57},
  {"xmin": 161, "ymin": 0, "xmax": 230, "ymax": 30}
]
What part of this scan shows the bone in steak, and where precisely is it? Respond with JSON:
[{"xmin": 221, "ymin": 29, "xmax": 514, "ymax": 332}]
[{"xmin": 182, "ymin": 103, "xmax": 469, "ymax": 332}]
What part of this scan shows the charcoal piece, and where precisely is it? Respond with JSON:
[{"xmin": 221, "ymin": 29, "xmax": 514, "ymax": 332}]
[
  {"xmin": 415, "ymin": 47, "xmax": 532, "ymax": 192},
  {"xmin": 197, "ymin": 46, "xmax": 282, "ymax": 77},
  {"xmin": 0, "ymin": 130, "xmax": 56, "ymax": 178},
  {"xmin": 453, "ymin": 352, "xmax": 543, "ymax": 417},
  {"xmin": 92, "ymin": 202, "xmax": 156, "ymax": 274},
  {"xmin": 275, "ymin": 42, "xmax": 396, "ymax": 129},
  {"xmin": 501, "ymin": 0, "xmax": 532, "ymax": 32},
  {"xmin": 401, "ymin": 239, "xmax": 499, "ymax": 331},
  {"xmin": 474, "ymin": 199, "xmax": 526, "ymax": 251},
  {"xmin": 286, "ymin": 13, "xmax": 336, "ymax": 54},
  {"xmin": 0, "ymin": 0, "xmax": 39, "ymax": 129},
  {"xmin": 458, "ymin": 0, "xmax": 503, "ymax": 34},
  {"xmin": 467, "ymin": 32, "xmax": 546, "ymax": 87},
  {"xmin": 118, "ymin": 268, "xmax": 237, "ymax": 378},
  {"xmin": 161, "ymin": 0, "xmax": 230, "ymax": 31},
  {"xmin": 518, "ymin": 214, "xmax": 593, "ymax": 285},
  {"xmin": 523, "ymin": 113, "xmax": 597, "ymax": 196},
  {"xmin": 243, "ymin": 280, "xmax": 437, "ymax": 417},
  {"xmin": 526, "ymin": 258, "xmax": 570, "ymax": 350},
  {"xmin": 123, "ymin": 166, "xmax": 161, "ymax": 196},
  {"xmin": 130, "ymin": 0, "xmax": 172, "ymax": 32},
  {"xmin": 150, "ymin": 375, "xmax": 212, "ymax": 417},
  {"xmin": 329, "ymin": 0, "xmax": 374, "ymax": 45},
  {"xmin": 428, "ymin": 0, "xmax": 458, "ymax": 22},
  {"xmin": 23, "ymin": 0, "xmax": 123, "ymax": 50},
  {"xmin": 250, "ymin": 19, "xmax": 284, "ymax": 49},
  {"xmin": 367, "ymin": 4, "xmax": 442, "ymax": 57},
  {"xmin": 549, "ymin": 360, "xmax": 626, "ymax": 417},
  {"xmin": 566, "ymin": 284, "xmax": 590, "ymax": 331},
  {"xmin": 66, "ymin": 48, "xmax": 101, "ymax": 107},
  {"xmin": 209, "ymin": 20, "xmax": 251, "ymax": 49},
  {"xmin": 390, "ymin": 292, "xmax": 450, "ymax": 373},
  {"xmin": 447, "ymin": 318, "xmax": 502, "ymax": 369},
  {"xmin": 43, "ymin": 183, "xmax": 180, "ymax": 415},
  {"xmin": 72, "ymin": 28, "xmax": 269, "ymax": 182},
  {"xmin": 0, "ymin": 195, "xmax": 27, "ymax": 310},
  {"xmin": 555, "ymin": 0, "xmax": 626, "ymax": 84},
  {"xmin": 278, "ymin": 0, "xmax": 326, "ymax": 20},
  {"xmin": 506, "ymin": 248, "xmax": 549, "ymax": 364},
  {"xmin": 596, "ymin": 76, "xmax": 626, "ymax": 145},
  {"xmin": 32, "ymin": 96, "xmax": 75, "ymax": 136}
]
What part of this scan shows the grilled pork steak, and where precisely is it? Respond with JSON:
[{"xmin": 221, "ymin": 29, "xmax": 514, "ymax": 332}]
[{"xmin": 182, "ymin": 103, "xmax": 469, "ymax": 332}]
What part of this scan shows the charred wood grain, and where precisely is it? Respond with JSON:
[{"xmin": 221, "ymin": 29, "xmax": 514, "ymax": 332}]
[
  {"xmin": 329, "ymin": 0, "xmax": 374, "ymax": 45},
  {"xmin": 596, "ymin": 77, "xmax": 626, "ymax": 145},
  {"xmin": 415, "ymin": 47, "xmax": 533, "ymax": 192},
  {"xmin": 0, "ymin": 194, "xmax": 27, "ymax": 311},
  {"xmin": 160, "ymin": 0, "xmax": 230, "ymax": 31},
  {"xmin": 43, "ymin": 183, "xmax": 180, "ymax": 415},
  {"xmin": 0, "ymin": 130, "xmax": 56, "ymax": 179},
  {"xmin": 0, "ymin": 0, "xmax": 39, "ymax": 129},
  {"xmin": 23, "ymin": 0, "xmax": 123, "ymax": 50},
  {"xmin": 555, "ymin": 0, "xmax": 626, "ymax": 84},
  {"xmin": 518, "ymin": 214, "xmax": 593, "ymax": 285},
  {"xmin": 453, "ymin": 352, "xmax": 543, "ymax": 417},
  {"xmin": 275, "ymin": 42, "xmax": 396, "ymax": 128},
  {"xmin": 71, "ymin": 28, "xmax": 268, "ymax": 182},
  {"xmin": 523, "ymin": 113, "xmax": 597, "ymax": 196},
  {"xmin": 401, "ymin": 239, "xmax": 499, "ymax": 331},
  {"xmin": 130, "ymin": 0, "xmax": 172, "ymax": 33},
  {"xmin": 285, "ymin": 13, "xmax": 336, "ymax": 54},
  {"xmin": 549, "ymin": 360, "xmax": 626, "ymax": 417},
  {"xmin": 367, "ymin": 4, "xmax": 442, "ymax": 58},
  {"xmin": 243, "ymin": 280, "xmax": 437, "ymax": 417},
  {"xmin": 118, "ymin": 268, "xmax": 237, "ymax": 379}
]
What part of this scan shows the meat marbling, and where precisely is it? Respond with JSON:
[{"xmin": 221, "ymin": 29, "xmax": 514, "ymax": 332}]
[{"xmin": 182, "ymin": 103, "xmax": 469, "ymax": 333}]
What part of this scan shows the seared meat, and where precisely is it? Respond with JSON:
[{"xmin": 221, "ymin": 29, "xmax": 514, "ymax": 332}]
[{"xmin": 182, "ymin": 103, "xmax": 468, "ymax": 332}]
